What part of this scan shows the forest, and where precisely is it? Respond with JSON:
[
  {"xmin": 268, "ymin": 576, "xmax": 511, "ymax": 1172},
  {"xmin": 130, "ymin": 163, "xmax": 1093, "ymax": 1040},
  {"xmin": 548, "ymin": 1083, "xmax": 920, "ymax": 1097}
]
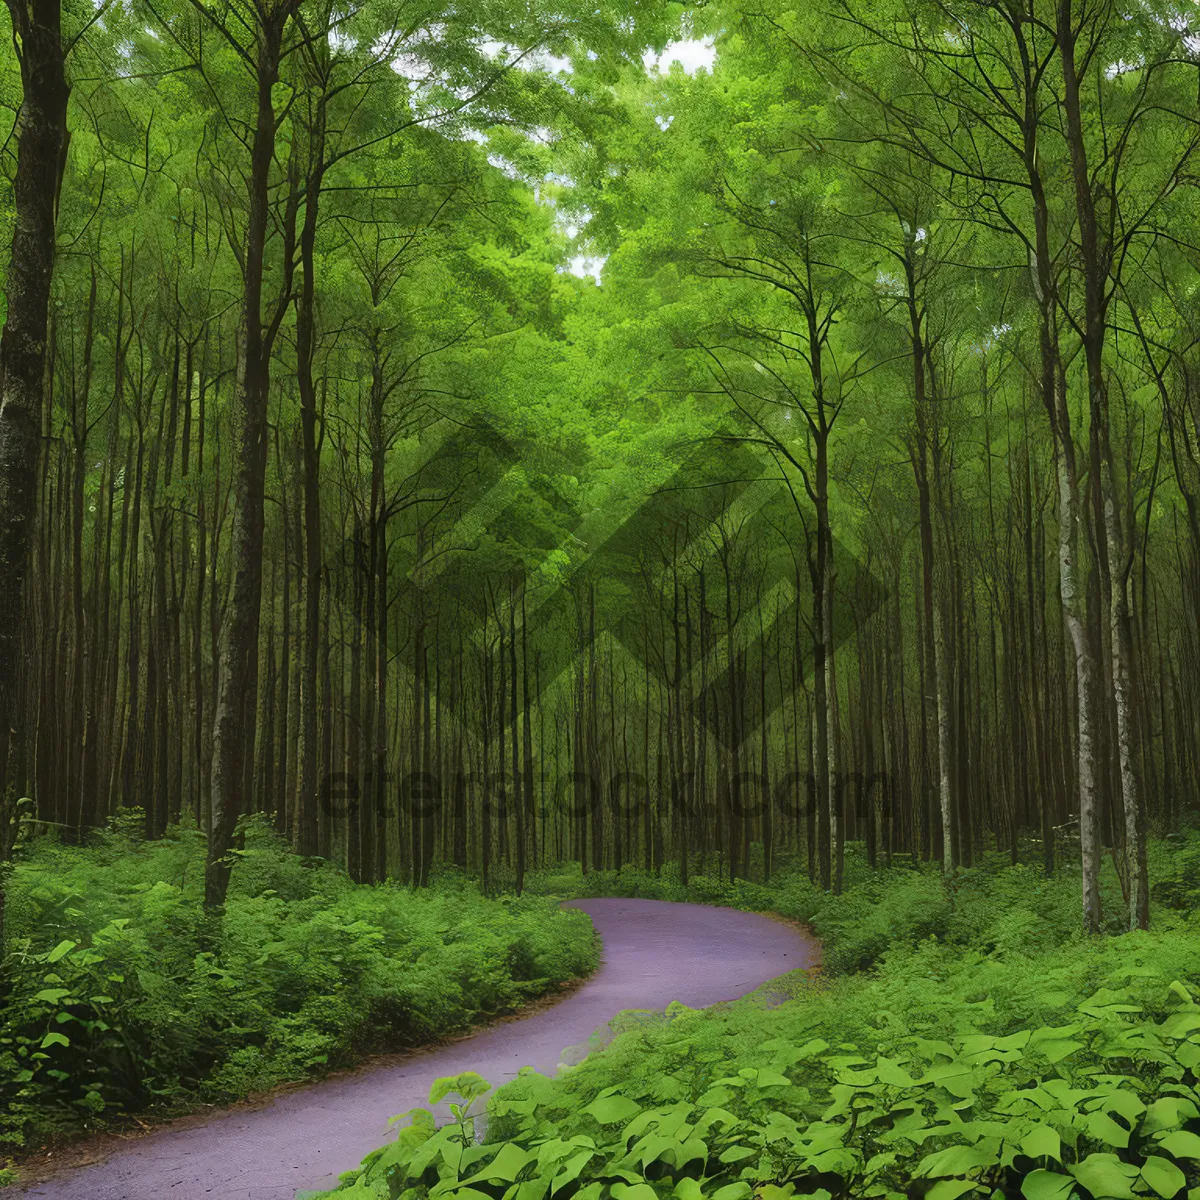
[{"xmin": 2, "ymin": 0, "xmax": 1200, "ymax": 1195}]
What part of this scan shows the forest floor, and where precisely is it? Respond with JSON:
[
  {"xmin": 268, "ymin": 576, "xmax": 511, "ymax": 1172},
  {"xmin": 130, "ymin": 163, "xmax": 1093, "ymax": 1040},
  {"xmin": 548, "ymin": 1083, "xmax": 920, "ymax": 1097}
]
[{"xmin": 9, "ymin": 899, "xmax": 813, "ymax": 1199}]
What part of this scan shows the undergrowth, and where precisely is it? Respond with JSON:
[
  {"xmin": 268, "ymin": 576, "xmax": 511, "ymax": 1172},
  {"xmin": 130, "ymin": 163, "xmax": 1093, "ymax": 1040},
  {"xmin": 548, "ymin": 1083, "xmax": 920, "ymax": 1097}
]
[
  {"xmin": 0, "ymin": 813, "xmax": 598, "ymax": 1155},
  {"xmin": 321, "ymin": 832, "xmax": 1200, "ymax": 1200}
]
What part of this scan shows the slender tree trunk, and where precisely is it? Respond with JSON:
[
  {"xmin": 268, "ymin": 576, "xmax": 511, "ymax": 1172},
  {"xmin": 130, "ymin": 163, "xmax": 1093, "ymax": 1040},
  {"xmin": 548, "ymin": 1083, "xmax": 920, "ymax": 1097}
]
[
  {"xmin": 907, "ymin": 266, "xmax": 953, "ymax": 873},
  {"xmin": 295, "ymin": 105, "xmax": 325, "ymax": 859},
  {"xmin": 1058, "ymin": 0, "xmax": 1133, "ymax": 932},
  {"xmin": 206, "ymin": 8, "xmax": 296, "ymax": 909},
  {"xmin": 0, "ymin": 0, "xmax": 69, "ymax": 803}
]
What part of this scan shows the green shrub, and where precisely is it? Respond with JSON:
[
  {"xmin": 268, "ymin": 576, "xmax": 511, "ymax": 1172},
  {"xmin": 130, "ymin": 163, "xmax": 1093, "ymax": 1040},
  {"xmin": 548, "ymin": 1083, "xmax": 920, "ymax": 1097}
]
[
  {"xmin": 0, "ymin": 815, "xmax": 599, "ymax": 1150},
  {"xmin": 317, "ymin": 978, "xmax": 1200, "ymax": 1200},
  {"xmin": 318, "ymin": 833, "xmax": 1200, "ymax": 1200}
]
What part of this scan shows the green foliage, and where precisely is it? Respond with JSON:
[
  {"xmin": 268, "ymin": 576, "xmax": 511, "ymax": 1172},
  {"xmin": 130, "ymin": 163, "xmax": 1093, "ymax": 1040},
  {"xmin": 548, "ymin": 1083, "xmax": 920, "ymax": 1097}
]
[
  {"xmin": 319, "ymin": 974, "xmax": 1200, "ymax": 1199},
  {"xmin": 322, "ymin": 837, "xmax": 1200, "ymax": 1200},
  {"xmin": 523, "ymin": 862, "xmax": 822, "ymax": 927},
  {"xmin": 809, "ymin": 870, "xmax": 953, "ymax": 976},
  {"xmin": 527, "ymin": 840, "xmax": 1154, "ymax": 978},
  {"xmin": 0, "ymin": 817, "xmax": 598, "ymax": 1150},
  {"xmin": 1150, "ymin": 837, "xmax": 1200, "ymax": 914}
]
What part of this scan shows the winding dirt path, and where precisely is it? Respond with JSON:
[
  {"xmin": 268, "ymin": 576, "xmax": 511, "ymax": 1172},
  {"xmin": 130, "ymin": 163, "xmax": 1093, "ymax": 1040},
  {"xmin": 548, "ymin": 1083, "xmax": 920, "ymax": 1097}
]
[{"xmin": 17, "ymin": 898, "xmax": 816, "ymax": 1200}]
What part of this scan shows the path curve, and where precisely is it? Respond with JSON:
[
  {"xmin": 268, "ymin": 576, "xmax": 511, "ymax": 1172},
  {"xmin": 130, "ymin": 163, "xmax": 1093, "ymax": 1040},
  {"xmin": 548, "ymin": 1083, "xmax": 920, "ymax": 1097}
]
[{"xmin": 19, "ymin": 898, "xmax": 815, "ymax": 1200}]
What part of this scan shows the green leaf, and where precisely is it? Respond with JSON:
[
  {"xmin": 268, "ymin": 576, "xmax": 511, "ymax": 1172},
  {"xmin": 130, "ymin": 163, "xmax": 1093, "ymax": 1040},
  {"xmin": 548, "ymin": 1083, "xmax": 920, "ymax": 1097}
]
[
  {"xmin": 550, "ymin": 1148, "xmax": 595, "ymax": 1195},
  {"xmin": 709, "ymin": 1185, "xmax": 751, "ymax": 1200},
  {"xmin": 875, "ymin": 1057, "xmax": 917, "ymax": 1088},
  {"xmin": 1068, "ymin": 1153, "xmax": 1139, "ymax": 1199},
  {"xmin": 1139, "ymin": 1155, "xmax": 1187, "ymax": 1199},
  {"xmin": 1020, "ymin": 1170, "xmax": 1076, "ymax": 1200},
  {"xmin": 40, "ymin": 1032, "xmax": 70, "ymax": 1049},
  {"xmin": 389, "ymin": 1106, "xmax": 436, "ymax": 1130},
  {"xmin": 44, "ymin": 940, "xmax": 76, "ymax": 963},
  {"xmin": 791, "ymin": 1038, "xmax": 830, "ymax": 1060},
  {"xmin": 430, "ymin": 1072, "xmax": 491, "ymax": 1106},
  {"xmin": 584, "ymin": 1095, "xmax": 642, "ymax": 1125},
  {"xmin": 926, "ymin": 1183, "xmax": 980, "ymax": 1200},
  {"xmin": 917, "ymin": 1062, "xmax": 977, "ymax": 1099},
  {"xmin": 1021, "ymin": 1125, "xmax": 1062, "ymax": 1163},
  {"xmin": 610, "ymin": 1186, "xmax": 658, "ymax": 1200},
  {"xmin": 1176, "ymin": 1042, "xmax": 1200, "ymax": 1070},
  {"xmin": 1033, "ymin": 1040, "xmax": 1083, "ymax": 1064},
  {"xmin": 1078, "ymin": 990, "xmax": 1143, "ymax": 1017},
  {"xmin": 1161, "ymin": 1013, "xmax": 1200, "ymax": 1039},
  {"xmin": 508, "ymin": 1179, "xmax": 550, "ymax": 1200},
  {"xmin": 1167, "ymin": 981, "xmax": 1195, "ymax": 1005},
  {"xmin": 695, "ymin": 1107, "xmax": 740, "ymax": 1135},
  {"xmin": 447, "ymin": 1188, "xmax": 496, "ymax": 1200},
  {"xmin": 1158, "ymin": 1131, "xmax": 1200, "ymax": 1160},
  {"xmin": 31, "ymin": 988, "xmax": 72, "ymax": 1004},
  {"xmin": 718, "ymin": 1145, "xmax": 756, "ymax": 1164},
  {"xmin": 750, "ymin": 1069, "xmax": 793, "ymax": 1088},
  {"xmin": 1143, "ymin": 1099, "xmax": 1199, "ymax": 1135},
  {"xmin": 995, "ymin": 1031, "xmax": 1032, "ymax": 1051},
  {"xmin": 918, "ymin": 1143, "xmax": 998, "ymax": 1177},
  {"xmin": 1085, "ymin": 1111, "xmax": 1131, "ymax": 1149},
  {"xmin": 753, "ymin": 1188, "xmax": 794, "ymax": 1200},
  {"xmin": 1098, "ymin": 1090, "xmax": 1145, "ymax": 1124},
  {"xmin": 467, "ymin": 1144, "xmax": 532, "ymax": 1184},
  {"xmin": 1028, "ymin": 1026, "xmax": 1085, "ymax": 1064}
]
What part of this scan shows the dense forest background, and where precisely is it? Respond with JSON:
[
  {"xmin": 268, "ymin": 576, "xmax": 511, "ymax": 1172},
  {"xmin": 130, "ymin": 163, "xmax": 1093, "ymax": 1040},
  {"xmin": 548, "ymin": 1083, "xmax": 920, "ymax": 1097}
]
[{"xmin": 2, "ymin": 0, "xmax": 1199, "ymax": 931}]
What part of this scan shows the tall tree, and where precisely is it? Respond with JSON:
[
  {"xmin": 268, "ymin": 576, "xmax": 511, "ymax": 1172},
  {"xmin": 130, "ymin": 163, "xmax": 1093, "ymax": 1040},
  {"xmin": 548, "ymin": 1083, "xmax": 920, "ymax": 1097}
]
[{"xmin": 0, "ymin": 0, "xmax": 70, "ymax": 787}]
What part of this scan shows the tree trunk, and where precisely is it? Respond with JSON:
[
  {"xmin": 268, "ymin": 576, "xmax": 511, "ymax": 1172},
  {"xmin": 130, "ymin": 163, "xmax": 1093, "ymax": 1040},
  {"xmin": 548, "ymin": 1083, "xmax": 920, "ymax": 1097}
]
[
  {"xmin": 206, "ymin": 8, "xmax": 295, "ymax": 909},
  {"xmin": 1057, "ymin": 0, "xmax": 1135, "ymax": 932},
  {"xmin": 0, "ymin": 0, "xmax": 70, "ymax": 798}
]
